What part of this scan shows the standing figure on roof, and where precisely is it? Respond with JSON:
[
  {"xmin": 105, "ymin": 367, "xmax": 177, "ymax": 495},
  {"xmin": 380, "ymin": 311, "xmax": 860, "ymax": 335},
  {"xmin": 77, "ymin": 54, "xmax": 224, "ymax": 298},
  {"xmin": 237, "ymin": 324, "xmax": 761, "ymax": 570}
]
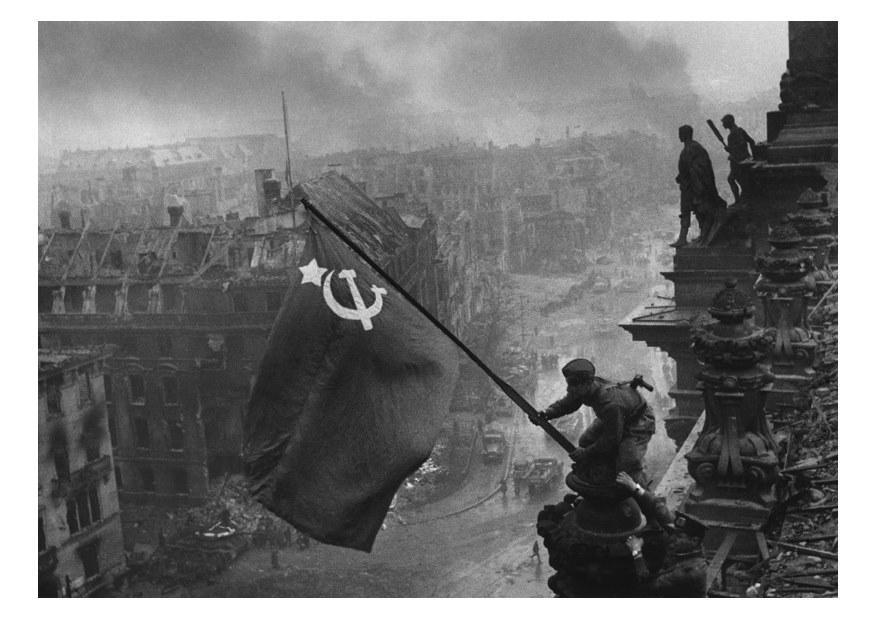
[
  {"xmin": 671, "ymin": 125, "xmax": 727, "ymax": 248},
  {"xmin": 530, "ymin": 358, "xmax": 655, "ymax": 484},
  {"xmin": 721, "ymin": 114, "xmax": 758, "ymax": 205}
]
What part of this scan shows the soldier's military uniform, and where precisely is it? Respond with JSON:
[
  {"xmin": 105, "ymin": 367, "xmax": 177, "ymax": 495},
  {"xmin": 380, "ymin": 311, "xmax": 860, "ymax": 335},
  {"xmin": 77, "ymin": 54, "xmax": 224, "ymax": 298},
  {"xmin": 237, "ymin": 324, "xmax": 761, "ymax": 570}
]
[
  {"xmin": 632, "ymin": 486, "xmax": 708, "ymax": 597},
  {"xmin": 542, "ymin": 359, "xmax": 655, "ymax": 481}
]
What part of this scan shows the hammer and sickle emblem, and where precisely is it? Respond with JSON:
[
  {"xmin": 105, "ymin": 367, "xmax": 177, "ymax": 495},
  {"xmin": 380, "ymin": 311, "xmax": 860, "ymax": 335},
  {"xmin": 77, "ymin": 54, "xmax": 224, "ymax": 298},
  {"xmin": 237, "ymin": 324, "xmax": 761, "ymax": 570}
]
[{"xmin": 322, "ymin": 269, "xmax": 387, "ymax": 331}]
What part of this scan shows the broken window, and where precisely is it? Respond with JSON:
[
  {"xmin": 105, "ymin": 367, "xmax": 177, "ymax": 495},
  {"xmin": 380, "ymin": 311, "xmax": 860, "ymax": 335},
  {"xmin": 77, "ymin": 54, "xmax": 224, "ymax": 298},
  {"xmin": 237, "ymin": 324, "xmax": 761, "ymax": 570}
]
[
  {"xmin": 88, "ymin": 486, "xmax": 101, "ymax": 523},
  {"xmin": 139, "ymin": 466, "xmax": 155, "ymax": 492},
  {"xmin": 129, "ymin": 374, "xmax": 145, "ymax": 403},
  {"xmin": 38, "ymin": 287, "xmax": 54, "ymax": 313},
  {"xmin": 85, "ymin": 439, "xmax": 100, "ymax": 463},
  {"xmin": 76, "ymin": 491, "xmax": 91, "ymax": 529},
  {"xmin": 46, "ymin": 376, "xmax": 63, "ymax": 417},
  {"xmin": 162, "ymin": 376, "xmax": 179, "ymax": 405},
  {"xmin": 107, "ymin": 407, "xmax": 117, "ymax": 447},
  {"xmin": 133, "ymin": 417, "xmax": 150, "ymax": 449},
  {"xmin": 78, "ymin": 540, "xmax": 100, "ymax": 579},
  {"xmin": 171, "ymin": 468, "xmax": 189, "ymax": 494},
  {"xmin": 66, "ymin": 499, "xmax": 80, "ymax": 534},
  {"xmin": 77, "ymin": 370, "xmax": 92, "ymax": 407},
  {"xmin": 227, "ymin": 248, "xmax": 240, "ymax": 269},
  {"xmin": 53, "ymin": 439, "xmax": 70, "ymax": 481},
  {"xmin": 168, "ymin": 420, "xmax": 184, "ymax": 451},
  {"xmin": 39, "ymin": 515, "xmax": 47, "ymax": 552},
  {"xmin": 109, "ymin": 250, "xmax": 124, "ymax": 269},
  {"xmin": 103, "ymin": 374, "xmax": 113, "ymax": 402},
  {"xmin": 157, "ymin": 334, "xmax": 173, "ymax": 358}
]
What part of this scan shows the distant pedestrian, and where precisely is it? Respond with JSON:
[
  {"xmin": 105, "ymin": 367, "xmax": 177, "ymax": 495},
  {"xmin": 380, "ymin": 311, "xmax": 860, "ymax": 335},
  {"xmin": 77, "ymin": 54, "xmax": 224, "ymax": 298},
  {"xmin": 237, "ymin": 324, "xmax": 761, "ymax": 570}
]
[
  {"xmin": 531, "ymin": 540, "xmax": 542, "ymax": 564},
  {"xmin": 499, "ymin": 478, "xmax": 508, "ymax": 498}
]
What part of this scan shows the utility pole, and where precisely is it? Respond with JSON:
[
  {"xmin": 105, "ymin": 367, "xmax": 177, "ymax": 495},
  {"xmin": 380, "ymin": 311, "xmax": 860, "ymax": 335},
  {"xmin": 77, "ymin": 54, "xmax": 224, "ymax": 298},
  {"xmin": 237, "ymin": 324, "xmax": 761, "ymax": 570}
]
[
  {"xmin": 281, "ymin": 91, "xmax": 295, "ymax": 228},
  {"xmin": 519, "ymin": 296, "xmax": 526, "ymax": 347}
]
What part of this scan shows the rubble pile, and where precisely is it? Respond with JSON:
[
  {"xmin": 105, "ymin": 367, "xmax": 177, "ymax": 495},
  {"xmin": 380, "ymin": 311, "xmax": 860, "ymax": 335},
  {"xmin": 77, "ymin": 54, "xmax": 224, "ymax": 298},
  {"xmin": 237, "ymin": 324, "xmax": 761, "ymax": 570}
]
[
  {"xmin": 732, "ymin": 296, "xmax": 838, "ymax": 598},
  {"xmin": 760, "ymin": 296, "xmax": 838, "ymax": 598},
  {"xmin": 396, "ymin": 438, "xmax": 451, "ymax": 509},
  {"xmin": 167, "ymin": 475, "xmax": 290, "ymax": 538}
]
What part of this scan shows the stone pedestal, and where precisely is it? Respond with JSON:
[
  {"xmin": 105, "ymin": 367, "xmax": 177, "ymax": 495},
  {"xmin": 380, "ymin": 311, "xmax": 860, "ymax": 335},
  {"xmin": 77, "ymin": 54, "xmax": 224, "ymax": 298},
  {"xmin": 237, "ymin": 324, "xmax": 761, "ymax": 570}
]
[
  {"xmin": 683, "ymin": 281, "xmax": 778, "ymax": 556},
  {"xmin": 536, "ymin": 456, "xmax": 698, "ymax": 597}
]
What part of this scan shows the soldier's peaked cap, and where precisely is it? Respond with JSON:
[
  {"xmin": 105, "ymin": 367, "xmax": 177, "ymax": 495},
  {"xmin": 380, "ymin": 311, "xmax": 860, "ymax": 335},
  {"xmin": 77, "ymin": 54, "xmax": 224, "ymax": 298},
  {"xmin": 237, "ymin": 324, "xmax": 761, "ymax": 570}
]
[{"xmin": 561, "ymin": 358, "xmax": 595, "ymax": 382}]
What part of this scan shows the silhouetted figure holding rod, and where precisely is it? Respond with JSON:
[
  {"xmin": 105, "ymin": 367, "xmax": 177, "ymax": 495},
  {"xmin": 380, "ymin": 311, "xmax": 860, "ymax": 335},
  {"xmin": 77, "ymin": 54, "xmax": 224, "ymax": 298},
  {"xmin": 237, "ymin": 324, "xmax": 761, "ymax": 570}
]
[{"xmin": 720, "ymin": 114, "xmax": 757, "ymax": 204}]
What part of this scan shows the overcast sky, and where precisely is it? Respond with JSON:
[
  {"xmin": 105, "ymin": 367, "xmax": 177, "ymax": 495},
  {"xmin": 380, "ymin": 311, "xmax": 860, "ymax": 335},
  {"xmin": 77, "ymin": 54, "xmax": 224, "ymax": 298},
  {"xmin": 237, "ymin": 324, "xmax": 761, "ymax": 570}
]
[{"xmin": 38, "ymin": 22, "xmax": 788, "ymax": 157}]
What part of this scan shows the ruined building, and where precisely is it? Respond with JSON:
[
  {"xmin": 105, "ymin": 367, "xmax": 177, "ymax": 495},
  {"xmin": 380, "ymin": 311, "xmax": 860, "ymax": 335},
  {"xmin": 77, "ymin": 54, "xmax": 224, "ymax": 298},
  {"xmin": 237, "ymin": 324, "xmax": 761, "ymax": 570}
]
[
  {"xmin": 39, "ymin": 347, "xmax": 125, "ymax": 597},
  {"xmin": 38, "ymin": 172, "xmax": 447, "ymax": 528}
]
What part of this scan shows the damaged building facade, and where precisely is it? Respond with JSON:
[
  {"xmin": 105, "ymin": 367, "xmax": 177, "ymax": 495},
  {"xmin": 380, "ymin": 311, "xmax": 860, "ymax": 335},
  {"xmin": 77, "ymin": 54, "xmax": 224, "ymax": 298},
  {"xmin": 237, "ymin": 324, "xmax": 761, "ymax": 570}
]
[
  {"xmin": 39, "ymin": 135, "xmax": 289, "ymax": 230},
  {"xmin": 38, "ymin": 172, "xmax": 446, "ymax": 533},
  {"xmin": 39, "ymin": 347, "xmax": 125, "ymax": 597},
  {"xmin": 301, "ymin": 133, "xmax": 670, "ymax": 277}
]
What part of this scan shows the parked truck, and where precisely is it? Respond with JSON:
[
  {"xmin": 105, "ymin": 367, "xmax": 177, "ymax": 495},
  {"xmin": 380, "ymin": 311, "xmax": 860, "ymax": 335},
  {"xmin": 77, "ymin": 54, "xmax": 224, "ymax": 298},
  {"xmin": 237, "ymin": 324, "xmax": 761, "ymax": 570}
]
[
  {"xmin": 481, "ymin": 428, "xmax": 508, "ymax": 463},
  {"xmin": 524, "ymin": 457, "xmax": 564, "ymax": 495}
]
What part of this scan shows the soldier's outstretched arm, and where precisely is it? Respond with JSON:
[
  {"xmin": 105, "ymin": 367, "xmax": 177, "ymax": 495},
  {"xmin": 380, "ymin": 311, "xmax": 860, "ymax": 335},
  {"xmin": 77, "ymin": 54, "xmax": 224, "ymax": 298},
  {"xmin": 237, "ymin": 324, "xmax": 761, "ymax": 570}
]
[{"xmin": 542, "ymin": 391, "xmax": 584, "ymax": 420}]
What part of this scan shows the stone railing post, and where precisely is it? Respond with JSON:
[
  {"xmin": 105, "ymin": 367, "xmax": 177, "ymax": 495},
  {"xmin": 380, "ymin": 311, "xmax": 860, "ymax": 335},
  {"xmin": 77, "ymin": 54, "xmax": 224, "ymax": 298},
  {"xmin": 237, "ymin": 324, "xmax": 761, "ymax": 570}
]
[
  {"xmin": 684, "ymin": 280, "xmax": 778, "ymax": 548},
  {"xmin": 787, "ymin": 188, "xmax": 836, "ymax": 295},
  {"xmin": 754, "ymin": 223, "xmax": 819, "ymax": 402}
]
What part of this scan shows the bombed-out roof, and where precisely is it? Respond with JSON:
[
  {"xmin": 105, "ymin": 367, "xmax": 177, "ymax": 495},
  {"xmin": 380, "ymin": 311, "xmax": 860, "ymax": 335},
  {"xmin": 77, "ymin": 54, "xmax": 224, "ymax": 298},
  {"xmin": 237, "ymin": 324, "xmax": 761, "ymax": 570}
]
[{"xmin": 295, "ymin": 171, "xmax": 412, "ymax": 266}]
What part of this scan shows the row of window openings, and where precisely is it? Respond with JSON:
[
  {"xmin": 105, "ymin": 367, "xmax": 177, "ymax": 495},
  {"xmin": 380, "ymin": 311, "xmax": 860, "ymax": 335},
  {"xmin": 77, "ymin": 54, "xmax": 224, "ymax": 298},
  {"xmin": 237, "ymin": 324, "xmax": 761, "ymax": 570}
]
[
  {"xmin": 116, "ymin": 466, "xmax": 189, "ymax": 495},
  {"xmin": 46, "ymin": 369, "xmax": 180, "ymax": 418},
  {"xmin": 107, "ymin": 374, "xmax": 179, "ymax": 406},
  {"xmin": 41, "ymin": 286, "xmax": 283, "ymax": 315},
  {"xmin": 112, "ymin": 334, "xmax": 231, "ymax": 360},
  {"xmin": 132, "ymin": 417, "xmax": 185, "ymax": 451}
]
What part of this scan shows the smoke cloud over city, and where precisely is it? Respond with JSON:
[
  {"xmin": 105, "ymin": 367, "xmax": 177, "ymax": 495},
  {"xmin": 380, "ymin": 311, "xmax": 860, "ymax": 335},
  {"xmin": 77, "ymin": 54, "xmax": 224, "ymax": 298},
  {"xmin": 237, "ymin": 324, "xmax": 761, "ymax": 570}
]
[{"xmin": 39, "ymin": 22, "xmax": 785, "ymax": 156}]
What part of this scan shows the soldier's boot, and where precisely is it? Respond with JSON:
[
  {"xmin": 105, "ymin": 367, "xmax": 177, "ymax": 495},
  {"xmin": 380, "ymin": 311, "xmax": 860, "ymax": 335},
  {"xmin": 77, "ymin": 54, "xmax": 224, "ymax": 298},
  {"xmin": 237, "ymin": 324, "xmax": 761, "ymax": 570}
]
[{"xmin": 669, "ymin": 214, "xmax": 690, "ymax": 248}]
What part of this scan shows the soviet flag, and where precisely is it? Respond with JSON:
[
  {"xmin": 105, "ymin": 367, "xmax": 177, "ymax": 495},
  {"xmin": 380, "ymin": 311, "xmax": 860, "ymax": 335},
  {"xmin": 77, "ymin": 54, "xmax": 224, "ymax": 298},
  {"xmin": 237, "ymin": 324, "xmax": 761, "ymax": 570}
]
[{"xmin": 243, "ymin": 218, "xmax": 459, "ymax": 552}]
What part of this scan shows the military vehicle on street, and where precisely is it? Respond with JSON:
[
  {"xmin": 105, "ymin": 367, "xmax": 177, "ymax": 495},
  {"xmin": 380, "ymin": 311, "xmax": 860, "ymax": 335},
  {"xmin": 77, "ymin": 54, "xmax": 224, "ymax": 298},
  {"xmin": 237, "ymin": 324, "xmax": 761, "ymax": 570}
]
[
  {"xmin": 524, "ymin": 457, "xmax": 564, "ymax": 495},
  {"xmin": 481, "ymin": 428, "xmax": 508, "ymax": 463}
]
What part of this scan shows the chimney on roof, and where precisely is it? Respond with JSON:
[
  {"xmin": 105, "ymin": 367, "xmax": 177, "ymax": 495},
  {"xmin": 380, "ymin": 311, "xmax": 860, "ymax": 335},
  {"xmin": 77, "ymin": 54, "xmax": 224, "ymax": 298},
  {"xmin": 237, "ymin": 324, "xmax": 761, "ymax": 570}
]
[
  {"xmin": 254, "ymin": 169, "xmax": 273, "ymax": 218},
  {"xmin": 58, "ymin": 210, "xmax": 71, "ymax": 230},
  {"xmin": 168, "ymin": 205, "xmax": 184, "ymax": 227}
]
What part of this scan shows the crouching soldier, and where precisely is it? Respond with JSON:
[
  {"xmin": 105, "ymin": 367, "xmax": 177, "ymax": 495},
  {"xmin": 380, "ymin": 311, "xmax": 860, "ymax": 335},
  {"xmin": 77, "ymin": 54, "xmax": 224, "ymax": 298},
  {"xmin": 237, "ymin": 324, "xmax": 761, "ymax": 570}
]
[
  {"xmin": 616, "ymin": 472, "xmax": 708, "ymax": 597},
  {"xmin": 532, "ymin": 359, "xmax": 655, "ymax": 483}
]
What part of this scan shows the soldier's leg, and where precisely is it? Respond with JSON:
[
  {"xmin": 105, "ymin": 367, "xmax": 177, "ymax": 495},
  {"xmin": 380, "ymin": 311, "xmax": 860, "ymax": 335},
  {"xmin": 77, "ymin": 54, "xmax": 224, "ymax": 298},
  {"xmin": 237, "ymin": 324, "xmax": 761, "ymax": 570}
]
[
  {"xmin": 727, "ymin": 168, "xmax": 740, "ymax": 203},
  {"xmin": 578, "ymin": 418, "xmax": 604, "ymax": 447},
  {"xmin": 616, "ymin": 432, "xmax": 654, "ymax": 484}
]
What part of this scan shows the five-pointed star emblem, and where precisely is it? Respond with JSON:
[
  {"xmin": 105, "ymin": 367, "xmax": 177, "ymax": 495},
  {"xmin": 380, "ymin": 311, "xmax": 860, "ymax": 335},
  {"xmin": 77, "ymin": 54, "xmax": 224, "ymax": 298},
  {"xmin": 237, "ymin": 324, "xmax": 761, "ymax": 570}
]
[{"xmin": 299, "ymin": 259, "xmax": 327, "ymax": 287}]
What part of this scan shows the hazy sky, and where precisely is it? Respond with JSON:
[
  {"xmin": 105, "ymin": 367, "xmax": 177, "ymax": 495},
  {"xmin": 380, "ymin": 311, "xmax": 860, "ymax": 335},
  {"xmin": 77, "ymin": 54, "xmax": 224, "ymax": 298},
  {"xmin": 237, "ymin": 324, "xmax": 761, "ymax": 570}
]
[{"xmin": 38, "ymin": 22, "xmax": 787, "ymax": 157}]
